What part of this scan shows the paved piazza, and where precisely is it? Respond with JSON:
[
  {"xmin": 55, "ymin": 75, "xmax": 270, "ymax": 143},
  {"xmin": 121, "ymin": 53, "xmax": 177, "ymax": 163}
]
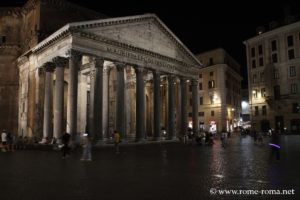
[{"xmin": 0, "ymin": 134, "xmax": 299, "ymax": 200}]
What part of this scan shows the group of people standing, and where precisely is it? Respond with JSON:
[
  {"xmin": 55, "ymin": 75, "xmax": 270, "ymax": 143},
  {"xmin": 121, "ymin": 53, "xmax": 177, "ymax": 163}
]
[{"xmin": 59, "ymin": 130, "xmax": 121, "ymax": 161}]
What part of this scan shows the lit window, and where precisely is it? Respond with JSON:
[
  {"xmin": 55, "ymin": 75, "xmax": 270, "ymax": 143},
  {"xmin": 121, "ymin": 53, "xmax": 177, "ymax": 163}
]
[
  {"xmin": 261, "ymin": 88, "xmax": 266, "ymax": 97},
  {"xmin": 252, "ymin": 89, "xmax": 258, "ymax": 98}
]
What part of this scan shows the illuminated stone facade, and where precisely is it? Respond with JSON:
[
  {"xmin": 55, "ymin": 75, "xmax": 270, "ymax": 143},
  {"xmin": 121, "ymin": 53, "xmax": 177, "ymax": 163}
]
[
  {"xmin": 244, "ymin": 21, "xmax": 300, "ymax": 133},
  {"xmin": 1, "ymin": 0, "xmax": 202, "ymax": 141},
  {"xmin": 194, "ymin": 48, "xmax": 242, "ymax": 133}
]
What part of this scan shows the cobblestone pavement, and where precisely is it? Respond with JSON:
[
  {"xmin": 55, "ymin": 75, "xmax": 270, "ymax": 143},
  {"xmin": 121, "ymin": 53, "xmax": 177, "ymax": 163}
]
[{"xmin": 0, "ymin": 134, "xmax": 299, "ymax": 200}]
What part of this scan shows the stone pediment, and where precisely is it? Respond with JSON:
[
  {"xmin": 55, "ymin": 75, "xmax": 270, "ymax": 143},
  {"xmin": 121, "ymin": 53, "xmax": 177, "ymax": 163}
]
[{"xmin": 69, "ymin": 14, "xmax": 201, "ymax": 66}]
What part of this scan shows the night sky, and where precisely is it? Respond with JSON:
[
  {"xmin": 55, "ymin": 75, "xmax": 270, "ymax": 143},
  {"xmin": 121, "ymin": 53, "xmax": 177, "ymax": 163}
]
[{"xmin": 1, "ymin": 0, "xmax": 300, "ymax": 88}]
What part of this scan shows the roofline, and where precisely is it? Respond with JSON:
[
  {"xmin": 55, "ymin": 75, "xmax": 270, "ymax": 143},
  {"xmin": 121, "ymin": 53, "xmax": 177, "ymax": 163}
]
[
  {"xmin": 243, "ymin": 20, "xmax": 300, "ymax": 44},
  {"xmin": 32, "ymin": 13, "xmax": 202, "ymax": 66}
]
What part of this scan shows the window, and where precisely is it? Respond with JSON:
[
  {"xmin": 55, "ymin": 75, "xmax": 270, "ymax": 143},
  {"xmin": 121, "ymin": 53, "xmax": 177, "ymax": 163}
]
[
  {"xmin": 253, "ymin": 89, "xmax": 258, "ymax": 98},
  {"xmin": 274, "ymin": 85, "xmax": 280, "ymax": 100},
  {"xmin": 291, "ymin": 83, "xmax": 297, "ymax": 94},
  {"xmin": 287, "ymin": 35, "xmax": 294, "ymax": 47},
  {"xmin": 253, "ymin": 74, "xmax": 257, "ymax": 83},
  {"xmin": 1, "ymin": 36, "xmax": 6, "ymax": 44},
  {"xmin": 274, "ymin": 69, "xmax": 279, "ymax": 79},
  {"xmin": 209, "ymin": 58, "xmax": 213, "ymax": 65},
  {"xmin": 262, "ymin": 105, "xmax": 267, "ymax": 115},
  {"xmin": 272, "ymin": 53, "xmax": 278, "ymax": 63},
  {"xmin": 199, "ymin": 83, "xmax": 202, "ymax": 90},
  {"xmin": 199, "ymin": 74, "xmax": 202, "ymax": 78},
  {"xmin": 259, "ymin": 57, "xmax": 264, "ymax": 66},
  {"xmin": 210, "ymin": 71, "xmax": 214, "ymax": 76},
  {"xmin": 292, "ymin": 103, "xmax": 299, "ymax": 113},
  {"xmin": 261, "ymin": 88, "xmax": 266, "ymax": 97},
  {"xmin": 252, "ymin": 60, "xmax": 256, "ymax": 68},
  {"xmin": 208, "ymin": 80, "xmax": 215, "ymax": 89},
  {"xmin": 258, "ymin": 45, "xmax": 263, "ymax": 55},
  {"xmin": 260, "ymin": 72, "xmax": 264, "ymax": 82},
  {"xmin": 289, "ymin": 66, "xmax": 296, "ymax": 77},
  {"xmin": 271, "ymin": 40, "xmax": 277, "ymax": 51},
  {"xmin": 288, "ymin": 49, "xmax": 295, "ymax": 60},
  {"xmin": 211, "ymin": 110, "xmax": 214, "ymax": 116},
  {"xmin": 189, "ymin": 85, "xmax": 192, "ymax": 92},
  {"xmin": 200, "ymin": 97, "xmax": 203, "ymax": 105},
  {"xmin": 255, "ymin": 106, "xmax": 259, "ymax": 116},
  {"xmin": 251, "ymin": 47, "xmax": 255, "ymax": 57},
  {"xmin": 199, "ymin": 112, "xmax": 204, "ymax": 117}
]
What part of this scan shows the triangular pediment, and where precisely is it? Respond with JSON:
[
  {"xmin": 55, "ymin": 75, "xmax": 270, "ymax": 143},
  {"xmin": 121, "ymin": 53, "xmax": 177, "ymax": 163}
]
[{"xmin": 69, "ymin": 14, "xmax": 201, "ymax": 66}]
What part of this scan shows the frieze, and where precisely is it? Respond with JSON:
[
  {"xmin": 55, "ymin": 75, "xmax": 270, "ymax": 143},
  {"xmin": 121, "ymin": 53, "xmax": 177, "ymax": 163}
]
[{"xmin": 106, "ymin": 47, "xmax": 177, "ymax": 73}]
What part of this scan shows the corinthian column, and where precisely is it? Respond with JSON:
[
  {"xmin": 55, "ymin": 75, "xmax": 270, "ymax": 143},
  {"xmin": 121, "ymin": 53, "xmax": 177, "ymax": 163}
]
[
  {"xmin": 67, "ymin": 50, "xmax": 81, "ymax": 139},
  {"xmin": 168, "ymin": 75, "xmax": 176, "ymax": 140},
  {"xmin": 192, "ymin": 79, "xmax": 199, "ymax": 134},
  {"xmin": 53, "ymin": 57, "xmax": 67, "ymax": 141},
  {"xmin": 42, "ymin": 62, "xmax": 54, "ymax": 143},
  {"xmin": 153, "ymin": 71, "xmax": 161, "ymax": 141},
  {"xmin": 116, "ymin": 63, "xmax": 126, "ymax": 139},
  {"xmin": 135, "ymin": 66, "xmax": 145, "ymax": 141},
  {"xmin": 180, "ymin": 77, "xmax": 188, "ymax": 136},
  {"xmin": 102, "ymin": 64, "xmax": 110, "ymax": 140},
  {"xmin": 89, "ymin": 58, "xmax": 104, "ymax": 140}
]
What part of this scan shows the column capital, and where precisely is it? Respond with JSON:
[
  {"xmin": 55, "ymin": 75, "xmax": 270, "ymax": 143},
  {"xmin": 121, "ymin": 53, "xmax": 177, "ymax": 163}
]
[
  {"xmin": 115, "ymin": 62, "xmax": 126, "ymax": 71},
  {"xmin": 191, "ymin": 79, "xmax": 199, "ymax": 85},
  {"xmin": 95, "ymin": 58, "xmax": 104, "ymax": 68},
  {"xmin": 52, "ymin": 56, "xmax": 68, "ymax": 68},
  {"xmin": 42, "ymin": 62, "xmax": 55, "ymax": 72},
  {"xmin": 135, "ymin": 66, "xmax": 145, "ymax": 74},
  {"xmin": 66, "ymin": 49, "xmax": 82, "ymax": 61},
  {"xmin": 152, "ymin": 70, "xmax": 162, "ymax": 76}
]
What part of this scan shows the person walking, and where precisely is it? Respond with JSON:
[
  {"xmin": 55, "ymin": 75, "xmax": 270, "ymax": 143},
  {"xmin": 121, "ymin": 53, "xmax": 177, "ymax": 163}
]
[
  {"xmin": 61, "ymin": 132, "xmax": 70, "ymax": 159},
  {"xmin": 113, "ymin": 130, "xmax": 121, "ymax": 154},
  {"xmin": 220, "ymin": 129, "xmax": 227, "ymax": 148},
  {"xmin": 80, "ymin": 133, "xmax": 92, "ymax": 161},
  {"xmin": 1, "ymin": 130, "xmax": 7, "ymax": 152}
]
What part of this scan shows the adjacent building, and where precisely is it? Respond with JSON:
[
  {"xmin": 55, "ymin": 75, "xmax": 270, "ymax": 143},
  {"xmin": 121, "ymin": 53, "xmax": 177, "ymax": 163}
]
[
  {"xmin": 194, "ymin": 48, "xmax": 242, "ymax": 133},
  {"xmin": 244, "ymin": 19, "xmax": 300, "ymax": 133}
]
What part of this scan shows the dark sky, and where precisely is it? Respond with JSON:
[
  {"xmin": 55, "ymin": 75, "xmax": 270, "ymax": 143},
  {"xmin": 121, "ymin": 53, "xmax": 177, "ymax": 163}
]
[{"xmin": 2, "ymin": 0, "xmax": 300, "ymax": 88}]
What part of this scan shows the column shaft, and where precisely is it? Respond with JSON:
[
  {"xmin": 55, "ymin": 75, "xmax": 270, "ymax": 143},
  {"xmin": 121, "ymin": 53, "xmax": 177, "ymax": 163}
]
[
  {"xmin": 192, "ymin": 79, "xmax": 199, "ymax": 134},
  {"xmin": 168, "ymin": 75, "xmax": 175, "ymax": 140},
  {"xmin": 53, "ymin": 57, "xmax": 66, "ymax": 140},
  {"xmin": 43, "ymin": 63, "xmax": 54, "ymax": 140},
  {"xmin": 153, "ymin": 71, "xmax": 161, "ymax": 140},
  {"xmin": 102, "ymin": 66, "xmax": 110, "ymax": 139},
  {"xmin": 116, "ymin": 64, "xmax": 125, "ymax": 139},
  {"xmin": 180, "ymin": 78, "xmax": 188, "ymax": 136},
  {"xmin": 135, "ymin": 67, "xmax": 145, "ymax": 141},
  {"xmin": 67, "ymin": 51, "xmax": 81, "ymax": 139}
]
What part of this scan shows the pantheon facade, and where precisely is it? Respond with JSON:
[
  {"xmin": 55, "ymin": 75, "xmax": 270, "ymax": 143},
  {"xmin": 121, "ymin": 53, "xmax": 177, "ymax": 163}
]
[{"xmin": 18, "ymin": 14, "xmax": 202, "ymax": 142}]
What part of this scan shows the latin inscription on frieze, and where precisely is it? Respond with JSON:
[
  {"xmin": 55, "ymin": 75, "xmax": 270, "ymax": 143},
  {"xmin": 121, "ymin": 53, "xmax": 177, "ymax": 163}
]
[{"xmin": 106, "ymin": 47, "xmax": 179, "ymax": 73}]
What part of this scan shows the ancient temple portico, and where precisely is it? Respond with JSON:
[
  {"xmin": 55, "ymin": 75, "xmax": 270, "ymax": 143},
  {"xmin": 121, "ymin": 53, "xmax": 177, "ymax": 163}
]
[{"xmin": 18, "ymin": 14, "xmax": 202, "ymax": 143}]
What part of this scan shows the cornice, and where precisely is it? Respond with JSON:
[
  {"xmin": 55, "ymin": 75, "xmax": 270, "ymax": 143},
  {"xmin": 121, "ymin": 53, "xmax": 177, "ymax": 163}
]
[{"xmin": 21, "ymin": 0, "xmax": 38, "ymax": 15}]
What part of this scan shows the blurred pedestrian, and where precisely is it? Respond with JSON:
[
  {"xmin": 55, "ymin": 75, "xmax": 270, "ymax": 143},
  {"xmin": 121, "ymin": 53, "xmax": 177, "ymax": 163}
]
[
  {"xmin": 61, "ymin": 132, "xmax": 70, "ymax": 159},
  {"xmin": 1, "ymin": 129, "xmax": 7, "ymax": 152},
  {"xmin": 220, "ymin": 129, "xmax": 227, "ymax": 148},
  {"xmin": 80, "ymin": 133, "xmax": 92, "ymax": 161},
  {"xmin": 113, "ymin": 130, "xmax": 121, "ymax": 154},
  {"xmin": 6, "ymin": 131, "xmax": 14, "ymax": 152}
]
